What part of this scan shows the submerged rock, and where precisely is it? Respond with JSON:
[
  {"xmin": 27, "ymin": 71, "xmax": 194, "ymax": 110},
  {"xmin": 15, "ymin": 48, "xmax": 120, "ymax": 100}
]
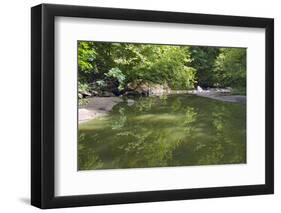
[{"xmin": 127, "ymin": 99, "xmax": 135, "ymax": 106}]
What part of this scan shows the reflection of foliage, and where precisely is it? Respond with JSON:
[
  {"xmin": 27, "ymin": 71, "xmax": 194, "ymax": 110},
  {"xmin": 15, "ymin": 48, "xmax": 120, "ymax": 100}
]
[
  {"xmin": 196, "ymin": 105, "xmax": 228, "ymax": 165},
  {"xmin": 197, "ymin": 104, "xmax": 246, "ymax": 165},
  {"xmin": 171, "ymin": 97, "xmax": 182, "ymax": 112},
  {"xmin": 78, "ymin": 95, "xmax": 246, "ymax": 170},
  {"xmin": 159, "ymin": 94, "xmax": 168, "ymax": 105},
  {"xmin": 78, "ymin": 132, "xmax": 104, "ymax": 170},
  {"xmin": 212, "ymin": 106, "xmax": 227, "ymax": 135},
  {"xmin": 198, "ymin": 143, "xmax": 224, "ymax": 164},
  {"xmin": 111, "ymin": 107, "xmax": 127, "ymax": 130},
  {"xmin": 183, "ymin": 107, "xmax": 197, "ymax": 134},
  {"xmin": 117, "ymin": 129, "xmax": 182, "ymax": 168},
  {"xmin": 79, "ymin": 149, "xmax": 104, "ymax": 170},
  {"xmin": 135, "ymin": 97, "xmax": 155, "ymax": 112}
]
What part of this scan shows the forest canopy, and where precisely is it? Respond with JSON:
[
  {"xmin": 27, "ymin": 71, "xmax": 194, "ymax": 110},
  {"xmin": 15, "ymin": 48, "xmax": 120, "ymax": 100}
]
[{"xmin": 78, "ymin": 41, "xmax": 246, "ymax": 101}]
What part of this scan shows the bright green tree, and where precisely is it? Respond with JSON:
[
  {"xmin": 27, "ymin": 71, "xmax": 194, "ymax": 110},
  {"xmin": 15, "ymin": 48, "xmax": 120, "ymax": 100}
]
[{"xmin": 213, "ymin": 48, "xmax": 246, "ymax": 88}]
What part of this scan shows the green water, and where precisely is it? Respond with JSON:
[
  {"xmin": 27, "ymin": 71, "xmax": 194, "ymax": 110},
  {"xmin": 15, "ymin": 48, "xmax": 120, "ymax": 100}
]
[{"xmin": 78, "ymin": 94, "xmax": 246, "ymax": 170}]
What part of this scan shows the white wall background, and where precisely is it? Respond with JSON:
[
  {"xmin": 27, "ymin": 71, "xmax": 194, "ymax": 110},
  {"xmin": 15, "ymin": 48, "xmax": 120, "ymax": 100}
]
[{"xmin": 0, "ymin": 0, "xmax": 279, "ymax": 212}]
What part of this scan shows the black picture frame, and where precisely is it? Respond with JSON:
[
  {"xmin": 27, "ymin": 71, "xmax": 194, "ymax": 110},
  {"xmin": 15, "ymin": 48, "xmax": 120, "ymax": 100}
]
[{"xmin": 31, "ymin": 3, "xmax": 274, "ymax": 209}]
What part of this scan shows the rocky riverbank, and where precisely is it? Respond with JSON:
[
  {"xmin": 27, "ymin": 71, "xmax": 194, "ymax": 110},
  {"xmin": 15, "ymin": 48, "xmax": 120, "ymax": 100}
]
[
  {"xmin": 79, "ymin": 87, "xmax": 246, "ymax": 124},
  {"xmin": 79, "ymin": 97, "xmax": 122, "ymax": 123},
  {"xmin": 190, "ymin": 87, "xmax": 246, "ymax": 104}
]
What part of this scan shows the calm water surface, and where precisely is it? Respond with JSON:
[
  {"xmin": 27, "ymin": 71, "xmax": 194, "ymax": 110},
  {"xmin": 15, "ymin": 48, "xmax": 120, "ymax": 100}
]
[{"xmin": 78, "ymin": 94, "xmax": 246, "ymax": 170}]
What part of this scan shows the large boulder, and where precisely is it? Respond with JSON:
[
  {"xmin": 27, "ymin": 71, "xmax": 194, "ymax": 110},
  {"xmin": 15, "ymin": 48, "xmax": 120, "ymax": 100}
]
[
  {"xmin": 149, "ymin": 84, "xmax": 171, "ymax": 96},
  {"xmin": 126, "ymin": 81, "xmax": 171, "ymax": 97},
  {"xmin": 127, "ymin": 81, "xmax": 149, "ymax": 96}
]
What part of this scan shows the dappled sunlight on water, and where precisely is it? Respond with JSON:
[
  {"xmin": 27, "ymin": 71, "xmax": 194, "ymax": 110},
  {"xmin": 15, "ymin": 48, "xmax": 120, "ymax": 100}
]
[{"xmin": 78, "ymin": 94, "xmax": 246, "ymax": 170}]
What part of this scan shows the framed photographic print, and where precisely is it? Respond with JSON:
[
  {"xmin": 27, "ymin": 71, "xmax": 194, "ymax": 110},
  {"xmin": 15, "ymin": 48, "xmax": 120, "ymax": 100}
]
[{"xmin": 31, "ymin": 3, "xmax": 274, "ymax": 209}]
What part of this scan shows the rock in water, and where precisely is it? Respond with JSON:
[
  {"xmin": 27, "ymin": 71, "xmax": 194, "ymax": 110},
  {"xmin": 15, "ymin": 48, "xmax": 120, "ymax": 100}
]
[{"xmin": 127, "ymin": 99, "xmax": 135, "ymax": 106}]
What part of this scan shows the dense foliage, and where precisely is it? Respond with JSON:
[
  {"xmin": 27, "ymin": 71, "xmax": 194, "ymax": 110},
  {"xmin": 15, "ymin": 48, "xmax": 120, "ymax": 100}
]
[
  {"xmin": 189, "ymin": 46, "xmax": 220, "ymax": 87},
  {"xmin": 78, "ymin": 41, "xmax": 246, "ymax": 101},
  {"xmin": 213, "ymin": 48, "xmax": 246, "ymax": 88}
]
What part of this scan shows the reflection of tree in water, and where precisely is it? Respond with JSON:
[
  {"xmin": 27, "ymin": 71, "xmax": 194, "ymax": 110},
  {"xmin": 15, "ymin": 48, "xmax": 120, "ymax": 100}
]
[
  {"xmin": 159, "ymin": 94, "xmax": 168, "ymax": 105},
  {"xmin": 135, "ymin": 97, "xmax": 156, "ymax": 112},
  {"xmin": 78, "ymin": 132, "xmax": 104, "ymax": 170},
  {"xmin": 197, "ymin": 105, "xmax": 226, "ymax": 164},
  {"xmin": 114, "ymin": 99, "xmax": 198, "ymax": 168},
  {"xmin": 116, "ymin": 124, "xmax": 183, "ymax": 168},
  {"xmin": 183, "ymin": 107, "xmax": 197, "ymax": 134},
  {"xmin": 78, "ymin": 95, "xmax": 246, "ymax": 170},
  {"xmin": 171, "ymin": 97, "xmax": 182, "ymax": 112},
  {"xmin": 111, "ymin": 107, "xmax": 127, "ymax": 130},
  {"xmin": 198, "ymin": 104, "xmax": 246, "ymax": 165}
]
